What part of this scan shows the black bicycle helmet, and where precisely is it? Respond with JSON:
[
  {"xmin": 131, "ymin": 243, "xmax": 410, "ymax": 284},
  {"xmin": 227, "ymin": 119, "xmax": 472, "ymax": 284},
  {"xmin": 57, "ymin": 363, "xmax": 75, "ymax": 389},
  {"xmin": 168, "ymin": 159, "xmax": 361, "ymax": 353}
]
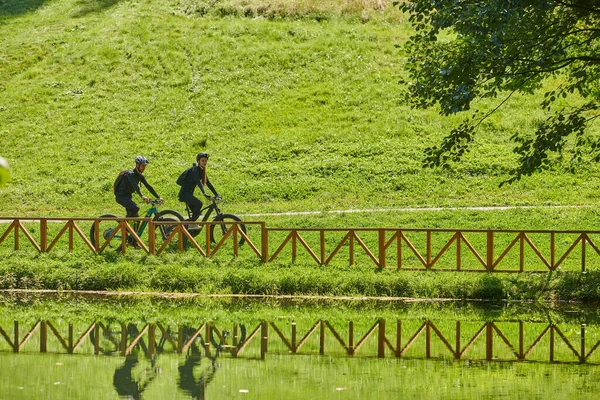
[
  {"xmin": 135, "ymin": 155, "xmax": 150, "ymax": 165},
  {"xmin": 196, "ymin": 152, "xmax": 210, "ymax": 161}
]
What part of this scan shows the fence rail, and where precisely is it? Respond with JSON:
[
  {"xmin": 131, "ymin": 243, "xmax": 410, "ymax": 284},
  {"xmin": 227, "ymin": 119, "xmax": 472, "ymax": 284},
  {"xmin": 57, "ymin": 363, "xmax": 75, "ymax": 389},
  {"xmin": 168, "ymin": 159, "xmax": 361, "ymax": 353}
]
[
  {"xmin": 1, "ymin": 217, "xmax": 600, "ymax": 271},
  {"xmin": 1, "ymin": 318, "xmax": 599, "ymax": 364}
]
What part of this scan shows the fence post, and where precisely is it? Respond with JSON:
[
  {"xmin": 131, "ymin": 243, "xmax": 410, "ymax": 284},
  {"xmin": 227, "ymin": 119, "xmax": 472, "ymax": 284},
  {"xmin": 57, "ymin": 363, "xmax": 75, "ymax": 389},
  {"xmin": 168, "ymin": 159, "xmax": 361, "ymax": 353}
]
[
  {"xmin": 14, "ymin": 220, "xmax": 19, "ymax": 251},
  {"xmin": 455, "ymin": 321, "xmax": 460, "ymax": 359},
  {"xmin": 520, "ymin": 232, "xmax": 525, "ymax": 272},
  {"xmin": 94, "ymin": 324, "xmax": 100, "ymax": 355},
  {"xmin": 148, "ymin": 221, "xmax": 156, "ymax": 255},
  {"xmin": 233, "ymin": 223, "xmax": 239, "ymax": 257},
  {"xmin": 425, "ymin": 320, "xmax": 431, "ymax": 358},
  {"xmin": 349, "ymin": 232, "xmax": 355, "ymax": 266},
  {"xmin": 261, "ymin": 321, "xmax": 268, "ymax": 360},
  {"xmin": 426, "ymin": 231, "xmax": 431, "ymax": 269},
  {"xmin": 549, "ymin": 325, "xmax": 555, "ymax": 362},
  {"xmin": 378, "ymin": 319, "xmax": 385, "ymax": 358},
  {"xmin": 292, "ymin": 322, "xmax": 297, "ymax": 354},
  {"xmin": 486, "ymin": 230, "xmax": 494, "ymax": 271},
  {"xmin": 206, "ymin": 223, "xmax": 211, "ymax": 256},
  {"xmin": 177, "ymin": 326, "xmax": 184, "ymax": 354},
  {"xmin": 486, "ymin": 322, "xmax": 493, "ymax": 360},
  {"xmin": 582, "ymin": 233, "xmax": 587, "ymax": 273},
  {"xmin": 397, "ymin": 231, "xmax": 402, "ymax": 270},
  {"xmin": 456, "ymin": 233, "xmax": 461, "ymax": 271},
  {"xmin": 13, "ymin": 320, "xmax": 18, "ymax": 352},
  {"xmin": 320, "ymin": 230, "xmax": 325, "ymax": 265},
  {"xmin": 319, "ymin": 320, "xmax": 325, "ymax": 355},
  {"xmin": 261, "ymin": 223, "xmax": 269, "ymax": 262},
  {"xmin": 68, "ymin": 322, "xmax": 74, "ymax": 353},
  {"xmin": 148, "ymin": 324, "xmax": 156, "ymax": 356},
  {"xmin": 396, "ymin": 320, "xmax": 402, "ymax": 358},
  {"xmin": 40, "ymin": 321, "xmax": 47, "ymax": 353},
  {"xmin": 205, "ymin": 323, "xmax": 211, "ymax": 356},
  {"xmin": 292, "ymin": 230, "xmax": 297, "ymax": 262},
  {"xmin": 519, "ymin": 321, "xmax": 524, "ymax": 360},
  {"xmin": 349, "ymin": 321, "xmax": 354, "ymax": 356},
  {"xmin": 233, "ymin": 324, "xmax": 239, "ymax": 358},
  {"xmin": 550, "ymin": 232, "xmax": 555, "ymax": 270},
  {"xmin": 378, "ymin": 229, "xmax": 386, "ymax": 269},
  {"xmin": 68, "ymin": 221, "xmax": 74, "ymax": 252},
  {"xmin": 120, "ymin": 221, "xmax": 128, "ymax": 254},
  {"xmin": 40, "ymin": 219, "xmax": 47, "ymax": 252},
  {"xmin": 94, "ymin": 220, "xmax": 100, "ymax": 252},
  {"xmin": 120, "ymin": 323, "xmax": 127, "ymax": 356},
  {"xmin": 580, "ymin": 324, "xmax": 586, "ymax": 363}
]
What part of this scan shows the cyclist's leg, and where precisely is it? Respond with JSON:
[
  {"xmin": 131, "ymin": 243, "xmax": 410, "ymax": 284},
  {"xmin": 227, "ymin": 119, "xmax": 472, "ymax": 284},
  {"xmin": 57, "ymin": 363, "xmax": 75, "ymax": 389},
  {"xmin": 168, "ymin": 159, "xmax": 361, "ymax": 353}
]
[
  {"xmin": 116, "ymin": 195, "xmax": 140, "ymax": 236},
  {"xmin": 179, "ymin": 192, "xmax": 203, "ymax": 221}
]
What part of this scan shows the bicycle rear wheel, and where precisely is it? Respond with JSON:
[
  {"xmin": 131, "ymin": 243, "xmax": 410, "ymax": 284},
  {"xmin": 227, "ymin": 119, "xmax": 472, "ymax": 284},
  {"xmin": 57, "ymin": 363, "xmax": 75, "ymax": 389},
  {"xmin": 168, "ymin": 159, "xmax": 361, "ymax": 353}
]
[
  {"xmin": 89, "ymin": 214, "xmax": 119, "ymax": 248},
  {"xmin": 210, "ymin": 214, "xmax": 247, "ymax": 247}
]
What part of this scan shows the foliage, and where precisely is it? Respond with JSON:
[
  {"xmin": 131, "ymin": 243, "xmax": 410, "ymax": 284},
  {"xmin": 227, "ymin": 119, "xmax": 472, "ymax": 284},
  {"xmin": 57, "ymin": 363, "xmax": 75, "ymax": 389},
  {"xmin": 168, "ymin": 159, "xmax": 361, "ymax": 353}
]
[{"xmin": 398, "ymin": 0, "xmax": 600, "ymax": 184}]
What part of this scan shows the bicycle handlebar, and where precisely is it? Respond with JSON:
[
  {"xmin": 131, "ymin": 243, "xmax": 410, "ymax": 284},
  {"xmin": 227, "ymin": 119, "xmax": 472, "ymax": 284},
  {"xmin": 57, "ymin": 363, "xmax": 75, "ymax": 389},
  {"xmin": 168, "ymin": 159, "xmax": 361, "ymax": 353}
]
[{"xmin": 150, "ymin": 199, "xmax": 164, "ymax": 206}]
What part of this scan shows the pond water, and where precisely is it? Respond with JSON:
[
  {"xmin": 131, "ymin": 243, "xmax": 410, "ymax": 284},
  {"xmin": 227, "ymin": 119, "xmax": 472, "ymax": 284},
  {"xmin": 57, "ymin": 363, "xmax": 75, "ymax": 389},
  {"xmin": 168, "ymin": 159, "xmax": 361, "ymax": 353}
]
[{"xmin": 1, "ymin": 293, "xmax": 599, "ymax": 399}]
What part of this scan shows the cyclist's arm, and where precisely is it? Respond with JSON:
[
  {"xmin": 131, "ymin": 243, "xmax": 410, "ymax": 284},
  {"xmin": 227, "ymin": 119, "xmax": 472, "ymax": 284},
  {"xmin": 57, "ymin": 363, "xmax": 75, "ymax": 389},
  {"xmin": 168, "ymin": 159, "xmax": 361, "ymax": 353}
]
[
  {"xmin": 205, "ymin": 178, "xmax": 219, "ymax": 197},
  {"xmin": 139, "ymin": 175, "xmax": 161, "ymax": 199}
]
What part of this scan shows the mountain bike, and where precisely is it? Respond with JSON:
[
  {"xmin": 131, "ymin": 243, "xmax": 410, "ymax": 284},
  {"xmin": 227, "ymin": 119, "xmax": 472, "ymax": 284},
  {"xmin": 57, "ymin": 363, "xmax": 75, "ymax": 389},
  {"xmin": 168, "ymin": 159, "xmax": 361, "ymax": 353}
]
[
  {"xmin": 182, "ymin": 197, "xmax": 247, "ymax": 247},
  {"xmin": 89, "ymin": 199, "xmax": 185, "ymax": 249}
]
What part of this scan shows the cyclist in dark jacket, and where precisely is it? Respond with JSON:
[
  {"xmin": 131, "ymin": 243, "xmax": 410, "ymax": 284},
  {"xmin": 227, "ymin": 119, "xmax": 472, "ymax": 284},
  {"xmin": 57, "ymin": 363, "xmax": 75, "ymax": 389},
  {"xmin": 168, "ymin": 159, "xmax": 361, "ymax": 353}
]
[
  {"xmin": 115, "ymin": 155, "xmax": 163, "ymax": 218},
  {"xmin": 178, "ymin": 152, "xmax": 220, "ymax": 220}
]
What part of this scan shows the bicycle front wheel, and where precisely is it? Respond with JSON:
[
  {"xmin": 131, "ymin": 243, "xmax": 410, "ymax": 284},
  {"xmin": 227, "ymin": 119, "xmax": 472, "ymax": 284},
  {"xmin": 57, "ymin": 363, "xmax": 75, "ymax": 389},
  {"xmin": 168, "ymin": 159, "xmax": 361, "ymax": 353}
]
[
  {"xmin": 210, "ymin": 214, "xmax": 247, "ymax": 247},
  {"xmin": 89, "ymin": 214, "xmax": 119, "ymax": 248},
  {"xmin": 155, "ymin": 210, "xmax": 185, "ymax": 244}
]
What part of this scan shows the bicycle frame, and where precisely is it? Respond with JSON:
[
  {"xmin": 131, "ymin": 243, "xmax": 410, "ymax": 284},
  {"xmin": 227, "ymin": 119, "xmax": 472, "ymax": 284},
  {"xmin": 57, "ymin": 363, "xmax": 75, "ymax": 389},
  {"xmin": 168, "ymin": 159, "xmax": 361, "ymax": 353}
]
[
  {"xmin": 134, "ymin": 204, "xmax": 160, "ymax": 237},
  {"xmin": 185, "ymin": 198, "xmax": 222, "ymax": 222},
  {"xmin": 109, "ymin": 202, "xmax": 160, "ymax": 241}
]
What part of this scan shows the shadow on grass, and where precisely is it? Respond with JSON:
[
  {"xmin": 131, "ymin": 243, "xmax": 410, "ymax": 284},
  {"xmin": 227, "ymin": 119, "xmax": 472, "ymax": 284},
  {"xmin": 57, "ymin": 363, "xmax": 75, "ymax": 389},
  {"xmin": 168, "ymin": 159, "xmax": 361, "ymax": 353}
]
[
  {"xmin": 0, "ymin": 0, "xmax": 123, "ymax": 18},
  {"xmin": 0, "ymin": 0, "xmax": 47, "ymax": 16},
  {"xmin": 71, "ymin": 0, "xmax": 123, "ymax": 18}
]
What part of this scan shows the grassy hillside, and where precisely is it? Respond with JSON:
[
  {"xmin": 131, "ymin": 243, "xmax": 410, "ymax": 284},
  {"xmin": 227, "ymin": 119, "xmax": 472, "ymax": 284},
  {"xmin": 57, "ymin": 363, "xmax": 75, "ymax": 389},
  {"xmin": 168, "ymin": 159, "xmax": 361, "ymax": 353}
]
[{"xmin": 1, "ymin": 0, "xmax": 599, "ymax": 224}]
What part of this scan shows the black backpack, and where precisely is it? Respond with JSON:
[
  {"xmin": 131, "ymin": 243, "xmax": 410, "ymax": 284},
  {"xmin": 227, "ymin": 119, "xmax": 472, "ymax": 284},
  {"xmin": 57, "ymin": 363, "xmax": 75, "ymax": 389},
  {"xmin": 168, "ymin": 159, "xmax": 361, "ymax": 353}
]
[
  {"xmin": 113, "ymin": 170, "xmax": 128, "ymax": 194},
  {"xmin": 176, "ymin": 164, "xmax": 196, "ymax": 186}
]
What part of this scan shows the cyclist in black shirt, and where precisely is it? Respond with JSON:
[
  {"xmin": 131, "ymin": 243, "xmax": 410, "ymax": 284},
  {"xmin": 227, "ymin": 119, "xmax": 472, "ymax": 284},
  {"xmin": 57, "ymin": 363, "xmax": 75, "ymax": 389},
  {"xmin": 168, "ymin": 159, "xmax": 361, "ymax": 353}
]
[
  {"xmin": 177, "ymin": 152, "xmax": 220, "ymax": 220},
  {"xmin": 114, "ymin": 155, "xmax": 163, "ymax": 218}
]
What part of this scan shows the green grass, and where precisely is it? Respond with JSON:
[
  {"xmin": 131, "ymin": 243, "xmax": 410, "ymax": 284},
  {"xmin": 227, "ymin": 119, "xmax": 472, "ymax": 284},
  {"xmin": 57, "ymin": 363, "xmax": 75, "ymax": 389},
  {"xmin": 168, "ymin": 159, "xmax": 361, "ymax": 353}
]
[
  {"xmin": 2, "ymin": 0, "xmax": 599, "ymax": 217},
  {"xmin": 2, "ymin": 0, "xmax": 600, "ymax": 298},
  {"xmin": 1, "ymin": 249, "xmax": 600, "ymax": 301}
]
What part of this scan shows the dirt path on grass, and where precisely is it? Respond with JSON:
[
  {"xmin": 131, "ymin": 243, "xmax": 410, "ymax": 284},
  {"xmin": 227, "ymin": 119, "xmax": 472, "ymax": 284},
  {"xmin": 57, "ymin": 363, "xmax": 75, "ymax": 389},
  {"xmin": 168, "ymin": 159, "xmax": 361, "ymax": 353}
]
[
  {"xmin": 0, "ymin": 204, "xmax": 593, "ymax": 223},
  {"xmin": 238, "ymin": 204, "xmax": 594, "ymax": 217}
]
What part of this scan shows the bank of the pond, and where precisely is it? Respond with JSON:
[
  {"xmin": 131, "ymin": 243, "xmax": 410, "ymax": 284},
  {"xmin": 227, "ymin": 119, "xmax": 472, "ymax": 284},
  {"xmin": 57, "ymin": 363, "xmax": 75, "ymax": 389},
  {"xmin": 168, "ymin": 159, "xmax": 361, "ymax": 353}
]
[{"xmin": 1, "ymin": 253, "xmax": 599, "ymax": 302}]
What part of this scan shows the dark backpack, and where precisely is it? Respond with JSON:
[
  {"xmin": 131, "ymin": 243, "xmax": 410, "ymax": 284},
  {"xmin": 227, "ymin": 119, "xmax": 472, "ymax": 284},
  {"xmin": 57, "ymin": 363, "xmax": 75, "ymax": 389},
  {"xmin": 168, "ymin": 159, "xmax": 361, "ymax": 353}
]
[
  {"xmin": 113, "ymin": 170, "xmax": 128, "ymax": 194},
  {"xmin": 176, "ymin": 164, "xmax": 195, "ymax": 186}
]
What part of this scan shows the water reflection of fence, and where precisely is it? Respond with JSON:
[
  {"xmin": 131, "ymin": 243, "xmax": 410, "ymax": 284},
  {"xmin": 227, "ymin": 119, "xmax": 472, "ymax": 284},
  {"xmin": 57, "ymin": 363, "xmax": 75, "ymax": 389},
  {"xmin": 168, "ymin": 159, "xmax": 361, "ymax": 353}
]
[
  {"xmin": 1, "ymin": 319, "xmax": 599, "ymax": 364},
  {"xmin": 2, "ymin": 217, "xmax": 600, "ymax": 271}
]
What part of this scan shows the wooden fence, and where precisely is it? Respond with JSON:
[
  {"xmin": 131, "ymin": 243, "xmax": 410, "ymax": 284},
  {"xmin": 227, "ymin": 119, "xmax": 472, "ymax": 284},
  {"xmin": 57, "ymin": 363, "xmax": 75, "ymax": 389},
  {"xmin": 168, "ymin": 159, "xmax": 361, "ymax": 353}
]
[
  {"xmin": 1, "ymin": 217, "xmax": 600, "ymax": 271},
  {"xmin": 1, "ymin": 318, "xmax": 599, "ymax": 363}
]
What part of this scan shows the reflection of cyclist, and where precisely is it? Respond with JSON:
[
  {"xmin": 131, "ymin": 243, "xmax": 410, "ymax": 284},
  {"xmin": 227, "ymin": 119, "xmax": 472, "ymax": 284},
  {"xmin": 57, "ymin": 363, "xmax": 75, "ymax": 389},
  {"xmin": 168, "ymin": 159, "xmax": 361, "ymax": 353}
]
[
  {"xmin": 113, "ymin": 324, "xmax": 159, "ymax": 399},
  {"xmin": 113, "ymin": 353, "xmax": 157, "ymax": 400},
  {"xmin": 177, "ymin": 153, "xmax": 220, "ymax": 221},
  {"xmin": 178, "ymin": 328, "xmax": 217, "ymax": 400},
  {"xmin": 114, "ymin": 155, "xmax": 163, "ymax": 218}
]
